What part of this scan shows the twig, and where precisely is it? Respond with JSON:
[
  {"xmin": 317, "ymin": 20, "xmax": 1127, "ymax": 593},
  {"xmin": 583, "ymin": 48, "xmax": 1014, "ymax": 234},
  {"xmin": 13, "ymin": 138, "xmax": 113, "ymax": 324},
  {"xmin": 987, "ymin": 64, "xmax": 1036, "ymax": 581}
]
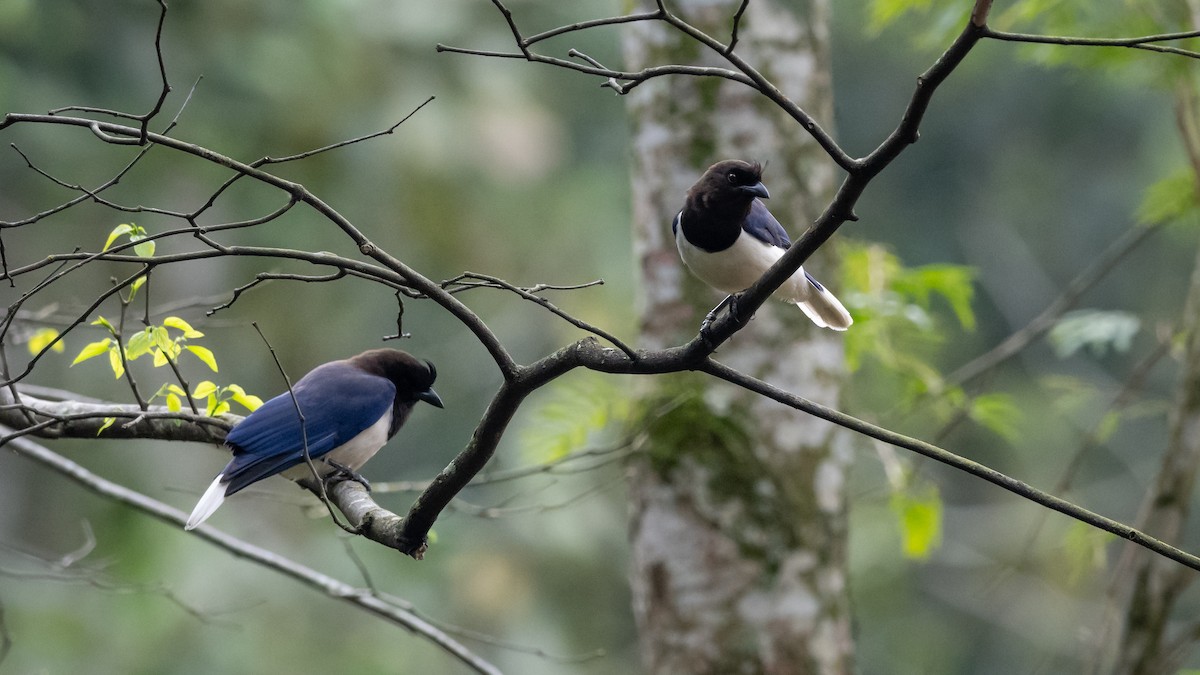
[{"xmin": 249, "ymin": 323, "xmax": 358, "ymax": 534}]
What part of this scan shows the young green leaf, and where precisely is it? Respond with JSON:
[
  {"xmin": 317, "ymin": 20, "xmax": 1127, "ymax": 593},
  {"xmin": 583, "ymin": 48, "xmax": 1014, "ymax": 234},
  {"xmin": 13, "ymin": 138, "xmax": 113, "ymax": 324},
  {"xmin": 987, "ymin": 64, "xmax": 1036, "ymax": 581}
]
[
  {"xmin": 97, "ymin": 417, "xmax": 117, "ymax": 436},
  {"xmin": 890, "ymin": 484, "xmax": 943, "ymax": 561},
  {"xmin": 72, "ymin": 339, "xmax": 114, "ymax": 366},
  {"xmin": 153, "ymin": 326, "xmax": 173, "ymax": 352},
  {"xmin": 166, "ymin": 393, "xmax": 182, "ymax": 412},
  {"xmin": 968, "ymin": 393, "xmax": 1023, "ymax": 444},
  {"xmin": 226, "ymin": 384, "xmax": 264, "ymax": 411},
  {"xmin": 192, "ymin": 381, "xmax": 219, "ymax": 398},
  {"xmin": 131, "ymin": 235, "xmax": 156, "ymax": 258},
  {"xmin": 187, "ymin": 345, "xmax": 219, "ymax": 372},
  {"xmin": 90, "ymin": 316, "xmax": 116, "ymax": 334},
  {"xmin": 28, "ymin": 328, "xmax": 64, "ymax": 355},
  {"xmin": 163, "ymin": 316, "xmax": 203, "ymax": 338},
  {"xmin": 108, "ymin": 346, "xmax": 125, "ymax": 379},
  {"xmin": 125, "ymin": 329, "xmax": 156, "ymax": 360},
  {"xmin": 102, "ymin": 223, "xmax": 135, "ymax": 252}
]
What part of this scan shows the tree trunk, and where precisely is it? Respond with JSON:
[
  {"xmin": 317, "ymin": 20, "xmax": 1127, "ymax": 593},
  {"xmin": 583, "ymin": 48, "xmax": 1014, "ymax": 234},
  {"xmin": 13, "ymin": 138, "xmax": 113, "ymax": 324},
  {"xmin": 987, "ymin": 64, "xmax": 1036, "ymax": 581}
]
[
  {"xmin": 1104, "ymin": 79, "xmax": 1200, "ymax": 675},
  {"xmin": 623, "ymin": 1, "xmax": 853, "ymax": 673}
]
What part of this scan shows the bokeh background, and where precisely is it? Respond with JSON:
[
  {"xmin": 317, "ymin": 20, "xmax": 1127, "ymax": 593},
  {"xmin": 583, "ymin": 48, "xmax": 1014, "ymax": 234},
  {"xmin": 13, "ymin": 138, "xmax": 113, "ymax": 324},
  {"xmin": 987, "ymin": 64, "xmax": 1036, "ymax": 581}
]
[{"xmin": 2, "ymin": 1, "xmax": 1197, "ymax": 673}]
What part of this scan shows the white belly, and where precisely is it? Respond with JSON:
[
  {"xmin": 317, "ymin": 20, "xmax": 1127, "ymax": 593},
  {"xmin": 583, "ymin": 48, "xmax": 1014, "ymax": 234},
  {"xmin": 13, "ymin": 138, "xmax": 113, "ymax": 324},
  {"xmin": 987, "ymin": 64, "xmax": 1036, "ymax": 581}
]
[{"xmin": 281, "ymin": 409, "xmax": 393, "ymax": 480}]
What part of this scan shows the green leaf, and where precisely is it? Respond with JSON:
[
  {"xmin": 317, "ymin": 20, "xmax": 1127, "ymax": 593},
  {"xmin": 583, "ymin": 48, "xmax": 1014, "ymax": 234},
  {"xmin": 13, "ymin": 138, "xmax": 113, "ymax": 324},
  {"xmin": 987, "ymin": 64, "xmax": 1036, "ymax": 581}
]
[
  {"xmin": 895, "ymin": 264, "xmax": 977, "ymax": 330},
  {"xmin": 72, "ymin": 339, "xmax": 113, "ymax": 366},
  {"xmin": 131, "ymin": 235, "xmax": 155, "ymax": 258},
  {"xmin": 1061, "ymin": 521, "xmax": 1112, "ymax": 587},
  {"xmin": 108, "ymin": 347, "xmax": 125, "ymax": 379},
  {"xmin": 890, "ymin": 483, "xmax": 943, "ymax": 561},
  {"xmin": 209, "ymin": 399, "xmax": 231, "ymax": 418},
  {"xmin": 153, "ymin": 326, "xmax": 173, "ymax": 352},
  {"xmin": 90, "ymin": 315, "xmax": 116, "ymax": 334},
  {"xmin": 186, "ymin": 345, "xmax": 218, "ymax": 372},
  {"xmin": 166, "ymin": 393, "xmax": 182, "ymax": 412},
  {"xmin": 102, "ymin": 223, "xmax": 135, "ymax": 252},
  {"xmin": 1049, "ymin": 310, "xmax": 1141, "ymax": 359},
  {"xmin": 163, "ymin": 316, "xmax": 204, "ymax": 338},
  {"xmin": 226, "ymin": 384, "xmax": 263, "ymax": 411},
  {"xmin": 97, "ymin": 417, "xmax": 116, "ymax": 436},
  {"xmin": 125, "ymin": 329, "xmax": 156, "ymax": 360},
  {"xmin": 968, "ymin": 393, "xmax": 1023, "ymax": 444},
  {"xmin": 520, "ymin": 372, "xmax": 631, "ymax": 463},
  {"xmin": 192, "ymin": 380, "xmax": 218, "ymax": 398},
  {"xmin": 1137, "ymin": 168, "xmax": 1198, "ymax": 227},
  {"xmin": 28, "ymin": 328, "xmax": 64, "ymax": 355}
]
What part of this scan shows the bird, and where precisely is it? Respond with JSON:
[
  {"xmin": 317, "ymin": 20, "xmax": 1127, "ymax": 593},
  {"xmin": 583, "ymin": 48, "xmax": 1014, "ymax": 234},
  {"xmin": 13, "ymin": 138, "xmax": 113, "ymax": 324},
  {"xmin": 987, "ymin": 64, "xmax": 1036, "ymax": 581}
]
[
  {"xmin": 185, "ymin": 348, "xmax": 443, "ymax": 530},
  {"xmin": 672, "ymin": 159, "xmax": 853, "ymax": 331}
]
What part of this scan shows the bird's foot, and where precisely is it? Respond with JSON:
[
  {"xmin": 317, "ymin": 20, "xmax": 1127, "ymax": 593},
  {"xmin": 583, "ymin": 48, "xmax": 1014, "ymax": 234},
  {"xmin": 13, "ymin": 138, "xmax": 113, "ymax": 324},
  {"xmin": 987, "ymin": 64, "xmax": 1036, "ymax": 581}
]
[
  {"xmin": 700, "ymin": 294, "xmax": 734, "ymax": 332},
  {"xmin": 324, "ymin": 461, "xmax": 372, "ymax": 492}
]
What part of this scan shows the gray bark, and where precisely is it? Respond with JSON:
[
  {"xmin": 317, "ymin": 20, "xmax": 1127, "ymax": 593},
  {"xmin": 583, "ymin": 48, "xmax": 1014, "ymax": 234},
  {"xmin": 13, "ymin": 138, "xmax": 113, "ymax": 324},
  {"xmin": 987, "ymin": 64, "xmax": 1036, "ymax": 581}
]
[{"xmin": 623, "ymin": 1, "xmax": 853, "ymax": 672}]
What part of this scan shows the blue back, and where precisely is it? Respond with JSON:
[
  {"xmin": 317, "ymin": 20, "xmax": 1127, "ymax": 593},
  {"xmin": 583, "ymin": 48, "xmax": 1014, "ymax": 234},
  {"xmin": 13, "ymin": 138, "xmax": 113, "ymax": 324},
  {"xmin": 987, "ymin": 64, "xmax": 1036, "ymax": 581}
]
[
  {"xmin": 742, "ymin": 200, "xmax": 792, "ymax": 249},
  {"xmin": 221, "ymin": 362, "xmax": 395, "ymax": 495}
]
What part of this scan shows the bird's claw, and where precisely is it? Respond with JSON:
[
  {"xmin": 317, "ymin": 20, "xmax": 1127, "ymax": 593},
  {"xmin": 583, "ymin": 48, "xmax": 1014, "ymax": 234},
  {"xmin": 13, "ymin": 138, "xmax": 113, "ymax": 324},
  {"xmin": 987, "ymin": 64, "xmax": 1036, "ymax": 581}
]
[{"xmin": 324, "ymin": 461, "xmax": 372, "ymax": 492}]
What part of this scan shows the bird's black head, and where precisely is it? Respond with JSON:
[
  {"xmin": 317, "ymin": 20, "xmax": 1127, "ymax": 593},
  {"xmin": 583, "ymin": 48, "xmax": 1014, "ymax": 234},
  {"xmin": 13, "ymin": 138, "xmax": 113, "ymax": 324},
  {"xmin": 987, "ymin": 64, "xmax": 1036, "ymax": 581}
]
[
  {"xmin": 348, "ymin": 348, "xmax": 443, "ymax": 408},
  {"xmin": 693, "ymin": 159, "xmax": 770, "ymax": 205}
]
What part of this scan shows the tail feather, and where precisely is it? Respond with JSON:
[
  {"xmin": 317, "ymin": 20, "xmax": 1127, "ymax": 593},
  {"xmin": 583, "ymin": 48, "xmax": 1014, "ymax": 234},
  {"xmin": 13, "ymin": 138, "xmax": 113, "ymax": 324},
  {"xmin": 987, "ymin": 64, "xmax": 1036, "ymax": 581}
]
[
  {"xmin": 797, "ymin": 271, "xmax": 852, "ymax": 331},
  {"xmin": 185, "ymin": 475, "xmax": 229, "ymax": 530}
]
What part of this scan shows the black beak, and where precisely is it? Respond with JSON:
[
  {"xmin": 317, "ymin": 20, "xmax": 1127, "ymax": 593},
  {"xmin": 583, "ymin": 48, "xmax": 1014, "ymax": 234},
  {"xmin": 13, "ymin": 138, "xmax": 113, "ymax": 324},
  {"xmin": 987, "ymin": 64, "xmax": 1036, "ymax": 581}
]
[
  {"xmin": 740, "ymin": 181, "xmax": 770, "ymax": 200},
  {"xmin": 418, "ymin": 388, "xmax": 444, "ymax": 408}
]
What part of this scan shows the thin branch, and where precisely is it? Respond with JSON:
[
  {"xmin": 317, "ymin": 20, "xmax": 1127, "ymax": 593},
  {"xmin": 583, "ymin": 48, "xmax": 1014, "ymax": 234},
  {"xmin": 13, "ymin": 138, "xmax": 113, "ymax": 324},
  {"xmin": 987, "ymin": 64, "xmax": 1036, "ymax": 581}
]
[
  {"xmin": 948, "ymin": 221, "xmax": 1163, "ymax": 386},
  {"xmin": 698, "ymin": 358, "xmax": 1200, "ymax": 573},
  {"xmin": 2, "ymin": 431, "xmax": 502, "ymax": 675},
  {"xmin": 258, "ymin": 96, "xmax": 435, "ymax": 165},
  {"xmin": 983, "ymin": 26, "xmax": 1200, "ymax": 60},
  {"xmin": 444, "ymin": 272, "xmax": 636, "ymax": 359}
]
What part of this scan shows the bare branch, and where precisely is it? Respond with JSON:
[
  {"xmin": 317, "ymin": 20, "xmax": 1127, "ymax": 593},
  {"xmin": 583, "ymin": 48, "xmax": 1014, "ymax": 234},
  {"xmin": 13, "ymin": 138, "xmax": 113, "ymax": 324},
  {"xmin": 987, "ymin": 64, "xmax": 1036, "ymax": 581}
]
[
  {"xmin": 3, "ymin": 431, "xmax": 502, "ymax": 675},
  {"xmin": 983, "ymin": 26, "xmax": 1200, "ymax": 60},
  {"xmin": 698, "ymin": 358, "xmax": 1200, "ymax": 573}
]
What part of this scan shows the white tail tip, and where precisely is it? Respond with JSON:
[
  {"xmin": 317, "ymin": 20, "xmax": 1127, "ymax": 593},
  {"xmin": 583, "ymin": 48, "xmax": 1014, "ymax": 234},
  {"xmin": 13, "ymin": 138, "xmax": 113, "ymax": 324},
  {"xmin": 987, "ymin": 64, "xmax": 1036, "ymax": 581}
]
[{"xmin": 185, "ymin": 475, "xmax": 229, "ymax": 530}]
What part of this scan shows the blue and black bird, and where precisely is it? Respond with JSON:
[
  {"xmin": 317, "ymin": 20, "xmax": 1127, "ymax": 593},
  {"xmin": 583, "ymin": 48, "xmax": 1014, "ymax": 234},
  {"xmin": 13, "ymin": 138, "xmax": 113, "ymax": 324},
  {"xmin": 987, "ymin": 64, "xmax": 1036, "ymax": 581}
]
[
  {"xmin": 673, "ymin": 159, "xmax": 853, "ymax": 331},
  {"xmin": 185, "ymin": 348, "xmax": 442, "ymax": 530}
]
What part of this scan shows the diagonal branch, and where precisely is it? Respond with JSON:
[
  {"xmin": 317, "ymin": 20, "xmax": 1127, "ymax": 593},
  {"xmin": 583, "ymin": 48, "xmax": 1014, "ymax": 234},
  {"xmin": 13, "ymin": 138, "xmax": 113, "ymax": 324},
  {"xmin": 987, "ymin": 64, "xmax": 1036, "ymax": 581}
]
[
  {"xmin": 3, "ymin": 430, "xmax": 502, "ymax": 675},
  {"xmin": 697, "ymin": 358, "xmax": 1200, "ymax": 573}
]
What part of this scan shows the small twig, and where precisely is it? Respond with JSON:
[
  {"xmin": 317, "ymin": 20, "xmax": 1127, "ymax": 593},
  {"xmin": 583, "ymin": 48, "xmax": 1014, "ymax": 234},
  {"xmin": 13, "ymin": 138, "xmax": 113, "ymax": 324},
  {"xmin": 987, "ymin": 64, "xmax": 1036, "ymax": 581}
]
[
  {"xmin": 258, "ymin": 96, "xmax": 435, "ymax": 165},
  {"xmin": 250, "ymin": 323, "xmax": 357, "ymax": 534},
  {"xmin": 445, "ymin": 272, "xmax": 636, "ymax": 359},
  {"xmin": 726, "ymin": 0, "xmax": 751, "ymax": 54}
]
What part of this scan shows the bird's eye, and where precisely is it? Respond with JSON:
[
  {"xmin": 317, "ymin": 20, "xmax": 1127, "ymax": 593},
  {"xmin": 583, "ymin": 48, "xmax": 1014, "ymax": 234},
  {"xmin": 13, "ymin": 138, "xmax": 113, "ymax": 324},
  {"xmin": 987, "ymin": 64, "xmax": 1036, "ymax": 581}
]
[{"xmin": 726, "ymin": 172, "xmax": 738, "ymax": 185}]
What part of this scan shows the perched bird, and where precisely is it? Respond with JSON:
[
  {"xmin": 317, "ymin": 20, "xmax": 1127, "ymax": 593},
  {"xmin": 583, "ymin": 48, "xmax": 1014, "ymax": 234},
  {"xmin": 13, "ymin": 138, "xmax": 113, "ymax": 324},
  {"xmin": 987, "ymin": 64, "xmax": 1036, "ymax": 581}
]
[
  {"xmin": 185, "ymin": 348, "xmax": 442, "ymax": 530},
  {"xmin": 673, "ymin": 159, "xmax": 853, "ymax": 331}
]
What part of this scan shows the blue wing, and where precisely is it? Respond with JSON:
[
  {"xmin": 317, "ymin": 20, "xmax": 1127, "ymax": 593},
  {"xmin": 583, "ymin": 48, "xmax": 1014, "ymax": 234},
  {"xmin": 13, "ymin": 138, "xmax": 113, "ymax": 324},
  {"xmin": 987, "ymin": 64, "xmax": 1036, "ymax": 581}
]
[
  {"xmin": 742, "ymin": 200, "xmax": 792, "ymax": 249},
  {"xmin": 220, "ymin": 362, "xmax": 395, "ymax": 495},
  {"xmin": 671, "ymin": 210, "xmax": 682, "ymax": 236}
]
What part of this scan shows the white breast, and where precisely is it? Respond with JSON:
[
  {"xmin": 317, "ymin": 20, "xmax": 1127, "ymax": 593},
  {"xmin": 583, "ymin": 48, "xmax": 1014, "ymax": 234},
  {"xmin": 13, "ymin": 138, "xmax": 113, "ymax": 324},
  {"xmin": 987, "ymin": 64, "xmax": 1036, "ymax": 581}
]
[{"xmin": 675, "ymin": 225, "xmax": 811, "ymax": 302}]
